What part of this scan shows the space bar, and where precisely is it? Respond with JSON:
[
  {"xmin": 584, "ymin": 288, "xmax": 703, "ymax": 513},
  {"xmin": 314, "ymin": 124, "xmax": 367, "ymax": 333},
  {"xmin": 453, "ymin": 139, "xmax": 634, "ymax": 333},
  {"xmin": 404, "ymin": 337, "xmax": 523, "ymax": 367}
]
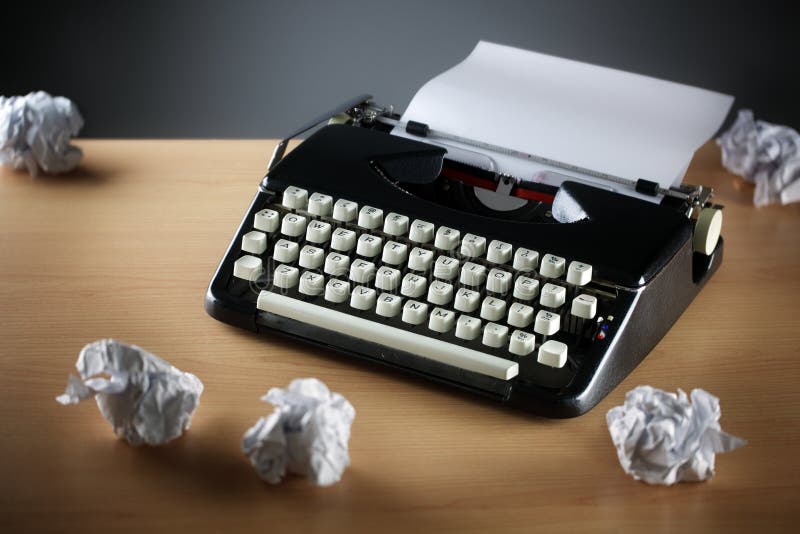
[{"xmin": 257, "ymin": 291, "xmax": 519, "ymax": 380}]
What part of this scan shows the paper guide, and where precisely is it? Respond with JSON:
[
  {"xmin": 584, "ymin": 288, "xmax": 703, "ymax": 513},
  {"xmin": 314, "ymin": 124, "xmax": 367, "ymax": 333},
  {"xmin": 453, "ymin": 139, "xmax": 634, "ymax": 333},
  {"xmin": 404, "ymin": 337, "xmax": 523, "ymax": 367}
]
[{"xmin": 394, "ymin": 41, "xmax": 733, "ymax": 201}]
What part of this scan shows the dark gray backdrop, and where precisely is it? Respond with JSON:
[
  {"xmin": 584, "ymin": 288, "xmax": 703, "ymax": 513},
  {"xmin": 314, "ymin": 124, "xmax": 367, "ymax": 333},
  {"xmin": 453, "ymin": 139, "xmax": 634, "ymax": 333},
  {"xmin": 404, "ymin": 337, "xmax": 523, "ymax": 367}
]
[{"xmin": 3, "ymin": 0, "xmax": 796, "ymax": 137}]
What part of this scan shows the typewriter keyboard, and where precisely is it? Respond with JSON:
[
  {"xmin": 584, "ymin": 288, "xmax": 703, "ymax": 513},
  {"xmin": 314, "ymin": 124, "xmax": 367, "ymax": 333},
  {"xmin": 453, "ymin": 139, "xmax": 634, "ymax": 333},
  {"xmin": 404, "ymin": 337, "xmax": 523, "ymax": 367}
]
[{"xmin": 232, "ymin": 186, "xmax": 613, "ymax": 382}]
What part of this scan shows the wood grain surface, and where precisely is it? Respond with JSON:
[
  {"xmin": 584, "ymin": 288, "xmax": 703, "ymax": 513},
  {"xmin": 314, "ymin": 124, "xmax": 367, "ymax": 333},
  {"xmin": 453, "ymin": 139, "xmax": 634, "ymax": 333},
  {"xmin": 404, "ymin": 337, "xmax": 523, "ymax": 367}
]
[{"xmin": 1, "ymin": 140, "xmax": 798, "ymax": 533}]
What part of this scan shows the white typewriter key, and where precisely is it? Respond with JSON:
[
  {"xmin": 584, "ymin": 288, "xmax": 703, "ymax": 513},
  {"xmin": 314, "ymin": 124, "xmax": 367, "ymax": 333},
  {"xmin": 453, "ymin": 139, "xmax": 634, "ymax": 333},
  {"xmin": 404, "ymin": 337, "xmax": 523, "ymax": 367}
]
[
  {"xmin": 460, "ymin": 262, "xmax": 487, "ymax": 286},
  {"xmin": 299, "ymin": 271, "xmax": 325, "ymax": 296},
  {"xmin": 487, "ymin": 240, "xmax": 513, "ymax": 264},
  {"xmin": 349, "ymin": 259, "xmax": 376, "ymax": 284},
  {"xmin": 254, "ymin": 209, "xmax": 279, "ymax": 233},
  {"xmin": 356, "ymin": 234, "xmax": 383, "ymax": 257},
  {"xmin": 540, "ymin": 283, "xmax": 566, "ymax": 308},
  {"xmin": 534, "ymin": 309, "xmax": 561, "ymax": 336},
  {"xmin": 433, "ymin": 256, "xmax": 459, "ymax": 280},
  {"xmin": 566, "ymin": 261, "xmax": 593, "ymax": 286},
  {"xmin": 513, "ymin": 276, "xmax": 540, "ymax": 301},
  {"xmin": 402, "ymin": 300, "xmax": 429, "ymax": 325},
  {"xmin": 409, "ymin": 219, "xmax": 435, "ymax": 243},
  {"xmin": 324, "ymin": 279, "xmax": 350, "ymax": 303},
  {"xmin": 454, "ymin": 288, "xmax": 480, "ymax": 313},
  {"xmin": 429, "ymin": 308, "xmax": 456, "ymax": 333},
  {"xmin": 298, "ymin": 245, "xmax": 325, "ymax": 269},
  {"xmin": 455, "ymin": 315, "xmax": 482, "ymax": 340},
  {"xmin": 382, "ymin": 241, "xmax": 408, "ymax": 265},
  {"xmin": 507, "ymin": 303, "xmax": 534, "ymax": 328},
  {"xmin": 233, "ymin": 255, "xmax": 263, "ymax": 281},
  {"xmin": 330, "ymin": 228, "xmax": 357, "ymax": 252},
  {"xmin": 280, "ymin": 213, "xmax": 307, "ymax": 237},
  {"xmin": 282, "ymin": 186, "xmax": 308, "ymax": 210},
  {"xmin": 538, "ymin": 340, "xmax": 568, "ymax": 368},
  {"xmin": 383, "ymin": 212, "xmax": 409, "ymax": 236},
  {"xmin": 408, "ymin": 247, "xmax": 434, "ymax": 271},
  {"xmin": 513, "ymin": 248, "xmax": 539, "ymax": 271},
  {"xmin": 375, "ymin": 266, "xmax": 401, "ymax": 291},
  {"xmin": 307, "ymin": 192, "xmax": 333, "ymax": 216},
  {"xmin": 273, "ymin": 265, "xmax": 299, "ymax": 289},
  {"xmin": 376, "ymin": 293, "xmax": 403, "ymax": 317},
  {"xmin": 332, "ymin": 199, "xmax": 358, "ymax": 222},
  {"xmin": 401, "ymin": 273, "xmax": 427, "ymax": 298},
  {"xmin": 305, "ymin": 220, "xmax": 332, "ymax": 244},
  {"xmin": 482, "ymin": 323, "xmax": 509, "ymax": 348},
  {"xmin": 241, "ymin": 231, "xmax": 267, "ymax": 254},
  {"xmin": 357, "ymin": 206, "xmax": 384, "ymax": 229},
  {"xmin": 509, "ymin": 330, "xmax": 535, "ymax": 356},
  {"xmin": 480, "ymin": 296, "xmax": 507, "ymax": 322},
  {"xmin": 571, "ymin": 294, "xmax": 598, "ymax": 319},
  {"xmin": 460, "ymin": 234, "xmax": 486, "ymax": 258},
  {"xmin": 434, "ymin": 226, "xmax": 460, "ymax": 251},
  {"xmin": 324, "ymin": 252, "xmax": 350, "ymax": 276},
  {"xmin": 350, "ymin": 285, "xmax": 377, "ymax": 311},
  {"xmin": 539, "ymin": 253, "xmax": 566, "ymax": 278},
  {"xmin": 486, "ymin": 268, "xmax": 513, "ymax": 294},
  {"xmin": 427, "ymin": 281, "xmax": 454, "ymax": 306},
  {"xmin": 273, "ymin": 239, "xmax": 299, "ymax": 263}
]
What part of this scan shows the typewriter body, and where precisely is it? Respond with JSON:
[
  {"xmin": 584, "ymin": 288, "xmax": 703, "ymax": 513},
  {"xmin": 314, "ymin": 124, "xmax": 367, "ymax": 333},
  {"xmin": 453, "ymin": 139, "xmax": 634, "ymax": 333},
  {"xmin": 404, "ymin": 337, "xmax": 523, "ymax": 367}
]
[{"xmin": 206, "ymin": 44, "xmax": 732, "ymax": 417}]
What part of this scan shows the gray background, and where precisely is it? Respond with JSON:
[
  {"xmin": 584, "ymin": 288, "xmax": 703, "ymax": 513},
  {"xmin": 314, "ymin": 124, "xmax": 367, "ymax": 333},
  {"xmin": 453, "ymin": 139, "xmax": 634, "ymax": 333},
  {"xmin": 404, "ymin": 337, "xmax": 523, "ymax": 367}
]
[{"xmin": 2, "ymin": 0, "xmax": 796, "ymax": 137}]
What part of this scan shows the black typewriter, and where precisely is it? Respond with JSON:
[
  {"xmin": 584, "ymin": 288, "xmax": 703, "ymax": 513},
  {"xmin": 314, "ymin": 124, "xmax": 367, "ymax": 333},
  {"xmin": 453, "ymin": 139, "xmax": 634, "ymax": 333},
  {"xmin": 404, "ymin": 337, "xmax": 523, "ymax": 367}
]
[{"xmin": 205, "ymin": 87, "xmax": 728, "ymax": 418}]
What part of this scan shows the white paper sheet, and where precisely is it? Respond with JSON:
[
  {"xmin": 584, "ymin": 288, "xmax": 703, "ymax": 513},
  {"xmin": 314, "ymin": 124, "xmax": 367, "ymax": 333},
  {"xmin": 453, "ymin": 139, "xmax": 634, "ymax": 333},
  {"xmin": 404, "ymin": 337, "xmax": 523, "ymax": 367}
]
[{"xmin": 394, "ymin": 41, "xmax": 733, "ymax": 200}]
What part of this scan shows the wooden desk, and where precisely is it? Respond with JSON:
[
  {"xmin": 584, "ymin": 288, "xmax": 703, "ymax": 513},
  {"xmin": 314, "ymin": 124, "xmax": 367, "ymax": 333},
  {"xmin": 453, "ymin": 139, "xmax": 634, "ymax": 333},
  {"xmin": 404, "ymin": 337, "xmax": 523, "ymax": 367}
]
[{"xmin": 1, "ymin": 140, "xmax": 798, "ymax": 533}]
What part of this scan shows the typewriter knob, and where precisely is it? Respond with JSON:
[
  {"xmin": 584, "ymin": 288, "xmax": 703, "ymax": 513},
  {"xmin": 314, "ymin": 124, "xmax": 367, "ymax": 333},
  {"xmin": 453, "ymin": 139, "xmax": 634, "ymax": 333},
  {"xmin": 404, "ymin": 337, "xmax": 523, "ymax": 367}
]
[{"xmin": 693, "ymin": 207, "xmax": 723, "ymax": 255}]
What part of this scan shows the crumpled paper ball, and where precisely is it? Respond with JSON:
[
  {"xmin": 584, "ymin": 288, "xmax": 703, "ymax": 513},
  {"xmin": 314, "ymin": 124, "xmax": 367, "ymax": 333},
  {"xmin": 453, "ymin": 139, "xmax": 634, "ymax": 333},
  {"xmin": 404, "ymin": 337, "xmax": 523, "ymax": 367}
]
[
  {"xmin": 606, "ymin": 386, "xmax": 745, "ymax": 485},
  {"xmin": 242, "ymin": 378, "xmax": 355, "ymax": 486},
  {"xmin": 717, "ymin": 109, "xmax": 800, "ymax": 206},
  {"xmin": 56, "ymin": 339, "xmax": 204, "ymax": 446},
  {"xmin": 0, "ymin": 91, "xmax": 83, "ymax": 176}
]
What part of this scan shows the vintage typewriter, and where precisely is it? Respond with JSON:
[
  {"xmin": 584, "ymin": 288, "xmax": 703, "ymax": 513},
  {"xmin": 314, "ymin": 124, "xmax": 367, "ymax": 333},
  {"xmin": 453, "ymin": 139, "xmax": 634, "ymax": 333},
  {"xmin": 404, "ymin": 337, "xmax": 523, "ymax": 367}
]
[{"xmin": 206, "ymin": 43, "xmax": 733, "ymax": 417}]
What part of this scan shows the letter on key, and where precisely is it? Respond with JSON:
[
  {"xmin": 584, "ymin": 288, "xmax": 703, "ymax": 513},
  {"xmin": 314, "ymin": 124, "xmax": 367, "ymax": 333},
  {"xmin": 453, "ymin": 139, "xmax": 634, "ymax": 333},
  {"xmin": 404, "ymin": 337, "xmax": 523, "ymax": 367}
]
[
  {"xmin": 567, "ymin": 261, "xmax": 593, "ymax": 286},
  {"xmin": 509, "ymin": 330, "xmax": 535, "ymax": 356},
  {"xmin": 350, "ymin": 286, "xmax": 377, "ymax": 310},
  {"xmin": 307, "ymin": 192, "xmax": 333, "ymax": 216},
  {"xmin": 254, "ymin": 209, "xmax": 279, "ymax": 233},
  {"xmin": 376, "ymin": 293, "xmax": 403, "ymax": 317},
  {"xmin": 282, "ymin": 186, "xmax": 308, "ymax": 210},
  {"xmin": 299, "ymin": 271, "xmax": 324, "ymax": 296},
  {"xmin": 435, "ymin": 226, "xmax": 460, "ymax": 251},
  {"xmin": 298, "ymin": 245, "xmax": 324, "ymax": 269},
  {"xmin": 281, "ymin": 214, "xmax": 307, "ymax": 237},
  {"xmin": 383, "ymin": 213, "xmax": 409, "ymax": 236},
  {"xmin": 358, "ymin": 206, "xmax": 384, "ymax": 229},
  {"xmin": 429, "ymin": 308, "xmax": 456, "ymax": 333},
  {"xmin": 273, "ymin": 239, "xmax": 299, "ymax": 263},
  {"xmin": 306, "ymin": 221, "xmax": 332, "ymax": 244},
  {"xmin": 324, "ymin": 279, "xmax": 350, "ymax": 303},
  {"xmin": 409, "ymin": 220, "xmax": 434, "ymax": 243},
  {"xmin": 333, "ymin": 199, "xmax": 358, "ymax": 222}
]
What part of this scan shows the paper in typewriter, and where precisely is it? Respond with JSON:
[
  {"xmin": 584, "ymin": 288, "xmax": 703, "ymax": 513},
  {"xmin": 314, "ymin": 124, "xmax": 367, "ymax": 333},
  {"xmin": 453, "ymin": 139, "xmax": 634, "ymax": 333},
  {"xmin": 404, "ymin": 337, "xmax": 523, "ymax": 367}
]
[{"xmin": 394, "ymin": 41, "xmax": 733, "ymax": 200}]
